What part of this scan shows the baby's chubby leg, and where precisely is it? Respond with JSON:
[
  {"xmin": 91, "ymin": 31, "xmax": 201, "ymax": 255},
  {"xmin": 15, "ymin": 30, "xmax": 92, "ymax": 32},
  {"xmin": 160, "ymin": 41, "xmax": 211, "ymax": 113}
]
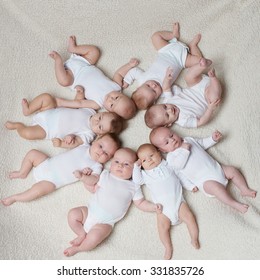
[
  {"xmin": 179, "ymin": 202, "xmax": 200, "ymax": 249},
  {"xmin": 8, "ymin": 149, "xmax": 49, "ymax": 180},
  {"xmin": 5, "ymin": 121, "xmax": 46, "ymax": 140},
  {"xmin": 156, "ymin": 213, "xmax": 173, "ymax": 260},
  {"xmin": 222, "ymin": 165, "xmax": 257, "ymax": 198},
  {"xmin": 64, "ymin": 223, "xmax": 112, "ymax": 257},
  {"xmin": 67, "ymin": 35, "xmax": 101, "ymax": 65},
  {"xmin": 203, "ymin": 180, "xmax": 249, "ymax": 213},
  {"xmin": 184, "ymin": 58, "xmax": 212, "ymax": 87},
  {"xmin": 151, "ymin": 22, "xmax": 180, "ymax": 51},
  {"xmin": 49, "ymin": 50, "xmax": 74, "ymax": 87},
  {"xmin": 204, "ymin": 68, "xmax": 222, "ymax": 105},
  {"xmin": 1, "ymin": 181, "xmax": 55, "ymax": 206},
  {"xmin": 22, "ymin": 93, "xmax": 57, "ymax": 116}
]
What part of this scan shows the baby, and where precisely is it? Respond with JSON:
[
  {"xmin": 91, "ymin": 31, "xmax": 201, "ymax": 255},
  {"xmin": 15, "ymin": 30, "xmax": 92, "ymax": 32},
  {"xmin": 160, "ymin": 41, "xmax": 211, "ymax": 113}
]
[
  {"xmin": 123, "ymin": 22, "xmax": 205, "ymax": 109},
  {"xmin": 5, "ymin": 93, "xmax": 123, "ymax": 148},
  {"xmin": 133, "ymin": 143, "xmax": 199, "ymax": 260},
  {"xmin": 1, "ymin": 133, "xmax": 120, "ymax": 206},
  {"xmin": 150, "ymin": 127, "xmax": 257, "ymax": 213},
  {"xmin": 63, "ymin": 147, "xmax": 162, "ymax": 257},
  {"xmin": 49, "ymin": 35, "xmax": 137, "ymax": 119},
  {"xmin": 145, "ymin": 61, "xmax": 222, "ymax": 128}
]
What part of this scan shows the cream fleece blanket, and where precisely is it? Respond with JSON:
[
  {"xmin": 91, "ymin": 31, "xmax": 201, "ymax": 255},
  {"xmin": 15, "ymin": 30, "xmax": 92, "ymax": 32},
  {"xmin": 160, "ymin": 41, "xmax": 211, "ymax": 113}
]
[{"xmin": 1, "ymin": 0, "xmax": 259, "ymax": 260}]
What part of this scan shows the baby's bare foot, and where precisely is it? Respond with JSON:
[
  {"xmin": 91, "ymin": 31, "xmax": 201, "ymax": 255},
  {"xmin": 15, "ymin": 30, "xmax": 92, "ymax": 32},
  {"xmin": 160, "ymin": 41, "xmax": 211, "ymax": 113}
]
[
  {"xmin": 9, "ymin": 171, "xmax": 23, "ymax": 179},
  {"xmin": 22, "ymin": 98, "xmax": 30, "ymax": 116},
  {"xmin": 237, "ymin": 203, "xmax": 249, "ymax": 214},
  {"xmin": 5, "ymin": 121, "xmax": 17, "ymax": 130},
  {"xmin": 1, "ymin": 197, "xmax": 16, "ymax": 206},
  {"xmin": 199, "ymin": 58, "xmax": 212, "ymax": 68},
  {"xmin": 128, "ymin": 58, "xmax": 139, "ymax": 67},
  {"xmin": 164, "ymin": 246, "xmax": 173, "ymax": 260},
  {"xmin": 48, "ymin": 51, "xmax": 61, "ymax": 61},
  {"xmin": 70, "ymin": 234, "xmax": 86, "ymax": 246},
  {"xmin": 208, "ymin": 68, "xmax": 215, "ymax": 77},
  {"xmin": 64, "ymin": 246, "xmax": 79, "ymax": 257},
  {"xmin": 191, "ymin": 239, "xmax": 200, "ymax": 249},
  {"xmin": 241, "ymin": 189, "xmax": 257, "ymax": 198},
  {"xmin": 190, "ymin": 33, "xmax": 201, "ymax": 47},
  {"xmin": 172, "ymin": 22, "xmax": 180, "ymax": 39},
  {"xmin": 67, "ymin": 35, "xmax": 77, "ymax": 53}
]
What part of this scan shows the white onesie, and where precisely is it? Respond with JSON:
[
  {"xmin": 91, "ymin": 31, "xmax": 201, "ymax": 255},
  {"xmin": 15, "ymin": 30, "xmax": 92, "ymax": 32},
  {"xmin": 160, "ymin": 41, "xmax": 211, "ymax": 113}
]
[
  {"xmin": 33, "ymin": 143, "xmax": 102, "ymax": 188},
  {"xmin": 159, "ymin": 75, "xmax": 210, "ymax": 128},
  {"xmin": 64, "ymin": 54, "xmax": 121, "ymax": 108},
  {"xmin": 84, "ymin": 170, "xmax": 143, "ymax": 232},
  {"xmin": 124, "ymin": 38, "xmax": 188, "ymax": 88},
  {"xmin": 132, "ymin": 160, "xmax": 184, "ymax": 225},
  {"xmin": 32, "ymin": 107, "xmax": 96, "ymax": 144},
  {"xmin": 167, "ymin": 136, "xmax": 228, "ymax": 197}
]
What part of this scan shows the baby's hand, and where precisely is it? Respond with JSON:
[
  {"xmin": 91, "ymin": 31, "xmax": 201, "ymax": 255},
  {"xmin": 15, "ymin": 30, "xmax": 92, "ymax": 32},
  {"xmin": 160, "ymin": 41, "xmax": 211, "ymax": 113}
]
[
  {"xmin": 82, "ymin": 167, "xmax": 93, "ymax": 176},
  {"xmin": 207, "ymin": 98, "xmax": 221, "ymax": 110},
  {"xmin": 128, "ymin": 58, "xmax": 139, "ymax": 67},
  {"xmin": 135, "ymin": 159, "xmax": 142, "ymax": 167},
  {"xmin": 212, "ymin": 130, "xmax": 222, "ymax": 142},
  {"xmin": 181, "ymin": 142, "xmax": 191, "ymax": 150},
  {"xmin": 162, "ymin": 67, "xmax": 174, "ymax": 91},
  {"xmin": 155, "ymin": 203, "xmax": 163, "ymax": 214},
  {"xmin": 73, "ymin": 170, "xmax": 82, "ymax": 179},
  {"xmin": 64, "ymin": 134, "xmax": 75, "ymax": 145},
  {"xmin": 52, "ymin": 138, "xmax": 61, "ymax": 147}
]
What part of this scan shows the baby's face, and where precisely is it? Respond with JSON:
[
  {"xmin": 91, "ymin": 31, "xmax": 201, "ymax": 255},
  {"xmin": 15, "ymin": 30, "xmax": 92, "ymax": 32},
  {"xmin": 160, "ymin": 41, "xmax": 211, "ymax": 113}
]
[
  {"xmin": 110, "ymin": 149, "xmax": 136, "ymax": 180},
  {"xmin": 138, "ymin": 146, "xmax": 162, "ymax": 170},
  {"xmin": 90, "ymin": 135, "xmax": 118, "ymax": 164},
  {"xmin": 104, "ymin": 91, "xmax": 135, "ymax": 119},
  {"xmin": 150, "ymin": 127, "xmax": 182, "ymax": 153},
  {"xmin": 151, "ymin": 104, "xmax": 179, "ymax": 127},
  {"xmin": 90, "ymin": 112, "xmax": 115, "ymax": 135}
]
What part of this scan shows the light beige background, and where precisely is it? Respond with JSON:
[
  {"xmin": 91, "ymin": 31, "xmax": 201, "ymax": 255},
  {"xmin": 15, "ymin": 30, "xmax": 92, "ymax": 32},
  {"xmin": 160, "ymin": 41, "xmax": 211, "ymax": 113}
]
[{"xmin": 0, "ymin": 0, "xmax": 259, "ymax": 260}]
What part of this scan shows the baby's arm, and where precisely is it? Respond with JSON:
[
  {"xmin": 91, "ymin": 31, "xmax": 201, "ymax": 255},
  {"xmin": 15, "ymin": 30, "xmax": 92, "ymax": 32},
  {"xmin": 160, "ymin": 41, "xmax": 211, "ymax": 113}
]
[
  {"xmin": 55, "ymin": 97, "xmax": 100, "ymax": 110},
  {"xmin": 195, "ymin": 130, "xmax": 223, "ymax": 150},
  {"xmin": 74, "ymin": 169, "xmax": 100, "ymax": 193},
  {"xmin": 52, "ymin": 134, "xmax": 84, "ymax": 149},
  {"xmin": 132, "ymin": 161, "xmax": 145, "ymax": 185},
  {"xmin": 113, "ymin": 58, "xmax": 139, "ymax": 88},
  {"xmin": 162, "ymin": 67, "xmax": 175, "ymax": 93},
  {"xmin": 134, "ymin": 198, "xmax": 162, "ymax": 213},
  {"xmin": 197, "ymin": 99, "xmax": 220, "ymax": 127}
]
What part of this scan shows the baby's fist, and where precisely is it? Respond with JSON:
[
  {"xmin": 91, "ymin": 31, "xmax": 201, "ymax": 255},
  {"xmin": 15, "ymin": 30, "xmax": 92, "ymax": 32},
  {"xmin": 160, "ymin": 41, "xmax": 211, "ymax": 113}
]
[{"xmin": 212, "ymin": 130, "xmax": 222, "ymax": 142}]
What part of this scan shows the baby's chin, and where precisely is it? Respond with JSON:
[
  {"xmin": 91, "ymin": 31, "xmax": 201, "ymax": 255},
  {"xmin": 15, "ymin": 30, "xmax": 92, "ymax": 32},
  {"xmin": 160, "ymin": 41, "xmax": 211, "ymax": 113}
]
[{"xmin": 111, "ymin": 171, "xmax": 131, "ymax": 180}]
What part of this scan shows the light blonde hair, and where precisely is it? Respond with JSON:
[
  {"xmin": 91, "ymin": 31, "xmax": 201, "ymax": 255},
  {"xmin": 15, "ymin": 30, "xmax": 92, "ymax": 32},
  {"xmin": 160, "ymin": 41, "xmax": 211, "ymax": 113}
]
[{"xmin": 144, "ymin": 106, "xmax": 164, "ymax": 128}]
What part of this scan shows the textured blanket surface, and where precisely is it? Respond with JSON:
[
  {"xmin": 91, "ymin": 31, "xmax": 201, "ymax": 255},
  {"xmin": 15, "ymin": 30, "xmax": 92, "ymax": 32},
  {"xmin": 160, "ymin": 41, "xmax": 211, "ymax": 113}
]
[{"xmin": 1, "ymin": 0, "xmax": 259, "ymax": 260}]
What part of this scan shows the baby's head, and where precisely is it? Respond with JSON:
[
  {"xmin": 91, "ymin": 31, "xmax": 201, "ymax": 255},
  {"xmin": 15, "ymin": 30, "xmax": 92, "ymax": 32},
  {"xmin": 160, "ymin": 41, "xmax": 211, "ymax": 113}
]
[
  {"xmin": 90, "ymin": 133, "xmax": 121, "ymax": 164},
  {"xmin": 145, "ymin": 103, "xmax": 179, "ymax": 128},
  {"xmin": 149, "ymin": 127, "xmax": 182, "ymax": 153},
  {"xmin": 110, "ymin": 147, "xmax": 137, "ymax": 180},
  {"xmin": 132, "ymin": 80, "xmax": 162, "ymax": 110},
  {"xmin": 137, "ymin": 143, "xmax": 162, "ymax": 170},
  {"xmin": 90, "ymin": 112, "xmax": 124, "ymax": 135},
  {"xmin": 104, "ymin": 91, "xmax": 136, "ymax": 120}
]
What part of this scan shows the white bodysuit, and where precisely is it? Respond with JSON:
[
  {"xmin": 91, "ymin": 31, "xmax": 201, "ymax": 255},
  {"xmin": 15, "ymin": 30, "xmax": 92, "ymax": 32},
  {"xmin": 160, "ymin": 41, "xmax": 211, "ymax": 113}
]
[
  {"xmin": 167, "ymin": 136, "xmax": 228, "ymax": 197},
  {"xmin": 159, "ymin": 75, "xmax": 210, "ymax": 128},
  {"xmin": 123, "ymin": 38, "xmax": 188, "ymax": 88},
  {"xmin": 32, "ymin": 107, "xmax": 96, "ymax": 144},
  {"xmin": 84, "ymin": 170, "xmax": 143, "ymax": 232},
  {"xmin": 133, "ymin": 160, "xmax": 184, "ymax": 225},
  {"xmin": 33, "ymin": 144, "xmax": 102, "ymax": 188},
  {"xmin": 65, "ymin": 54, "xmax": 121, "ymax": 108}
]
